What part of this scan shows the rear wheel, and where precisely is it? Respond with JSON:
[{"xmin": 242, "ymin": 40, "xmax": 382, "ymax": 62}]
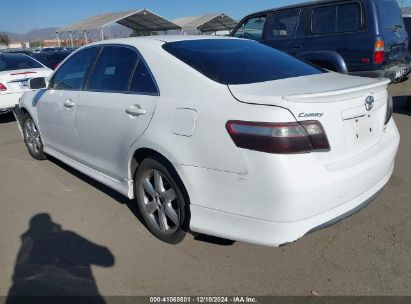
[
  {"xmin": 22, "ymin": 114, "xmax": 46, "ymax": 160},
  {"xmin": 407, "ymin": 96, "xmax": 411, "ymax": 112},
  {"xmin": 134, "ymin": 157, "xmax": 188, "ymax": 244}
]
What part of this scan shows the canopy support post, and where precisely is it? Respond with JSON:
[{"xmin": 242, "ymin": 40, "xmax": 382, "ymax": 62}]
[
  {"xmin": 69, "ymin": 31, "xmax": 74, "ymax": 47},
  {"xmin": 56, "ymin": 32, "xmax": 61, "ymax": 47}
]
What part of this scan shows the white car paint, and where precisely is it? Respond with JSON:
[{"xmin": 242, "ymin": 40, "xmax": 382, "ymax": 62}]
[
  {"xmin": 0, "ymin": 54, "xmax": 52, "ymax": 112},
  {"xmin": 19, "ymin": 36, "xmax": 399, "ymax": 246}
]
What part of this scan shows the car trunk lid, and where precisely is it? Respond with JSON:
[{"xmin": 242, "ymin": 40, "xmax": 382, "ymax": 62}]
[
  {"xmin": 0, "ymin": 68, "xmax": 50, "ymax": 94},
  {"xmin": 228, "ymin": 73, "xmax": 390, "ymax": 166}
]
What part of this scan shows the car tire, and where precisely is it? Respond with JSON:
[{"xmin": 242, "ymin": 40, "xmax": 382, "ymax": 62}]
[
  {"xmin": 134, "ymin": 157, "xmax": 189, "ymax": 244},
  {"xmin": 407, "ymin": 96, "xmax": 411, "ymax": 112},
  {"xmin": 22, "ymin": 113, "xmax": 47, "ymax": 160}
]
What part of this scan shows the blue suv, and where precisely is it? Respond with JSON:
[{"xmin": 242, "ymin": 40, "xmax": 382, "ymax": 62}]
[{"xmin": 231, "ymin": 0, "xmax": 410, "ymax": 82}]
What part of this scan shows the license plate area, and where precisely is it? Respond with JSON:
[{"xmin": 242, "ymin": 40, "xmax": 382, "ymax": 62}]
[
  {"xmin": 348, "ymin": 115, "xmax": 376, "ymax": 145},
  {"xmin": 395, "ymin": 67, "xmax": 407, "ymax": 79}
]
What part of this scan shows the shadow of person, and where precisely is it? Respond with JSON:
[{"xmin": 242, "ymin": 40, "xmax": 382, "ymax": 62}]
[{"xmin": 6, "ymin": 213, "xmax": 114, "ymax": 304}]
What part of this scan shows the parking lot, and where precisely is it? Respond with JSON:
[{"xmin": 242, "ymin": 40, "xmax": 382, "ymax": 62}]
[{"xmin": 0, "ymin": 81, "xmax": 410, "ymax": 297}]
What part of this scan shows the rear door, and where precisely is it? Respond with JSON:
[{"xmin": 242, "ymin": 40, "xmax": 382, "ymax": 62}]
[
  {"xmin": 263, "ymin": 8, "xmax": 306, "ymax": 55},
  {"xmin": 75, "ymin": 45, "xmax": 159, "ymax": 180},
  {"xmin": 375, "ymin": 0, "xmax": 408, "ymax": 64}
]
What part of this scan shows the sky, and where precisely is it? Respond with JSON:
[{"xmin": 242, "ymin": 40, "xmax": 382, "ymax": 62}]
[
  {"xmin": 1, "ymin": 0, "xmax": 408, "ymax": 34},
  {"xmin": 1, "ymin": 0, "xmax": 310, "ymax": 34}
]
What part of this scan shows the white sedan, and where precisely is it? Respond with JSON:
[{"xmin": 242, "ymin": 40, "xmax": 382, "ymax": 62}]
[
  {"xmin": 18, "ymin": 36, "xmax": 399, "ymax": 246},
  {"xmin": 0, "ymin": 53, "xmax": 51, "ymax": 113}
]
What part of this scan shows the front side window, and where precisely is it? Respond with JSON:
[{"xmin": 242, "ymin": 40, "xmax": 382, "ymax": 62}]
[
  {"xmin": 311, "ymin": 3, "xmax": 361, "ymax": 35},
  {"xmin": 233, "ymin": 15, "xmax": 267, "ymax": 41},
  {"xmin": 267, "ymin": 9, "xmax": 301, "ymax": 40},
  {"xmin": 50, "ymin": 47, "xmax": 99, "ymax": 90},
  {"xmin": 89, "ymin": 46, "xmax": 138, "ymax": 92}
]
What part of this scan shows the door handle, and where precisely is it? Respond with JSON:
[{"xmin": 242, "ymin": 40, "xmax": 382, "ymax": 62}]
[
  {"xmin": 292, "ymin": 45, "xmax": 302, "ymax": 49},
  {"xmin": 64, "ymin": 99, "xmax": 75, "ymax": 109},
  {"xmin": 126, "ymin": 104, "xmax": 146, "ymax": 116}
]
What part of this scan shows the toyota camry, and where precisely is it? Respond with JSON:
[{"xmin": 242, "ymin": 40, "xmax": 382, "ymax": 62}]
[{"xmin": 17, "ymin": 36, "xmax": 399, "ymax": 246}]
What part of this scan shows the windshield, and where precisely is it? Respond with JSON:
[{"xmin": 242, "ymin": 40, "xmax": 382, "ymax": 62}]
[
  {"xmin": 377, "ymin": 0, "xmax": 403, "ymax": 29},
  {"xmin": 162, "ymin": 39, "xmax": 323, "ymax": 85},
  {"xmin": 0, "ymin": 54, "xmax": 43, "ymax": 72}
]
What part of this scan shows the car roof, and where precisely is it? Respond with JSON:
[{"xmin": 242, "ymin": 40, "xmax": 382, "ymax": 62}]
[
  {"xmin": 83, "ymin": 35, "xmax": 239, "ymax": 47},
  {"xmin": 244, "ymin": 0, "xmax": 360, "ymax": 16},
  {"xmin": 88, "ymin": 35, "xmax": 233, "ymax": 47}
]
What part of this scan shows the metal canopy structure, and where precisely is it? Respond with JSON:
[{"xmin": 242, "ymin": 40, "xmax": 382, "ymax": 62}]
[
  {"xmin": 173, "ymin": 13, "xmax": 238, "ymax": 33},
  {"xmin": 56, "ymin": 9, "xmax": 181, "ymax": 46}
]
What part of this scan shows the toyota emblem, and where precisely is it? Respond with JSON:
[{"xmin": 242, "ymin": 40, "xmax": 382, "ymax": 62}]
[{"xmin": 365, "ymin": 96, "xmax": 374, "ymax": 111}]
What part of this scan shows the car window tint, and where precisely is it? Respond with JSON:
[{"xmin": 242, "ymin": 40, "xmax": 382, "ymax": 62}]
[
  {"xmin": 337, "ymin": 3, "xmax": 361, "ymax": 32},
  {"xmin": 89, "ymin": 46, "xmax": 137, "ymax": 92},
  {"xmin": 163, "ymin": 39, "xmax": 323, "ymax": 85},
  {"xmin": 129, "ymin": 59, "xmax": 158, "ymax": 94},
  {"xmin": 51, "ymin": 47, "xmax": 98, "ymax": 90},
  {"xmin": 233, "ymin": 16, "xmax": 267, "ymax": 41},
  {"xmin": 0, "ymin": 54, "xmax": 43, "ymax": 72},
  {"xmin": 267, "ymin": 9, "xmax": 301, "ymax": 40},
  {"xmin": 312, "ymin": 6, "xmax": 336, "ymax": 34},
  {"xmin": 312, "ymin": 3, "xmax": 361, "ymax": 34}
]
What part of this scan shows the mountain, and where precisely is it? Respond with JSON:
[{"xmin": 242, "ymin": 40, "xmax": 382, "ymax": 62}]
[
  {"xmin": 402, "ymin": 6, "xmax": 411, "ymax": 14},
  {"xmin": 1, "ymin": 24, "xmax": 132, "ymax": 42}
]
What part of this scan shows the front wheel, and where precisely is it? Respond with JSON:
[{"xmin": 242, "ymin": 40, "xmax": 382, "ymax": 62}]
[
  {"xmin": 134, "ymin": 157, "xmax": 188, "ymax": 244},
  {"xmin": 22, "ymin": 114, "xmax": 46, "ymax": 160}
]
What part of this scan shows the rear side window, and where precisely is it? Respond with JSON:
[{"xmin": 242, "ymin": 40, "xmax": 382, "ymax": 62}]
[
  {"xmin": 129, "ymin": 60, "xmax": 158, "ymax": 95},
  {"xmin": 0, "ymin": 54, "xmax": 43, "ymax": 72},
  {"xmin": 51, "ymin": 47, "xmax": 98, "ymax": 90},
  {"xmin": 267, "ymin": 9, "xmax": 301, "ymax": 40},
  {"xmin": 233, "ymin": 15, "xmax": 267, "ymax": 41},
  {"xmin": 163, "ymin": 39, "xmax": 323, "ymax": 85},
  {"xmin": 311, "ymin": 3, "xmax": 361, "ymax": 34}
]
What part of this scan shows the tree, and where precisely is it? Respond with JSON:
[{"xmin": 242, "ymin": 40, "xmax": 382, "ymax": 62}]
[
  {"xmin": 0, "ymin": 33, "xmax": 10, "ymax": 46},
  {"xmin": 130, "ymin": 30, "xmax": 158, "ymax": 37}
]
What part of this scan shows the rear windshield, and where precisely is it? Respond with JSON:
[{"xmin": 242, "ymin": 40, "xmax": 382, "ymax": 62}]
[
  {"xmin": 377, "ymin": 0, "xmax": 403, "ymax": 29},
  {"xmin": 162, "ymin": 39, "xmax": 323, "ymax": 85},
  {"xmin": 0, "ymin": 54, "xmax": 43, "ymax": 72}
]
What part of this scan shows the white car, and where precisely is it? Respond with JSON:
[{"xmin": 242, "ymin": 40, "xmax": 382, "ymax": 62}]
[
  {"xmin": 18, "ymin": 36, "xmax": 399, "ymax": 246},
  {"xmin": 0, "ymin": 53, "xmax": 52, "ymax": 113}
]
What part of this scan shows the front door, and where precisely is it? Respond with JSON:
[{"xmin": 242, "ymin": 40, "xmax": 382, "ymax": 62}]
[{"xmin": 37, "ymin": 47, "xmax": 100, "ymax": 159}]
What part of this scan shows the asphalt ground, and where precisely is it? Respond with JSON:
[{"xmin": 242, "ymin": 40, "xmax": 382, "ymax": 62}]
[{"xmin": 0, "ymin": 80, "xmax": 410, "ymax": 297}]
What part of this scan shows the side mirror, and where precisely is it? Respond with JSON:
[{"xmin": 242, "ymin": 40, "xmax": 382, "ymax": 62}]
[{"xmin": 28, "ymin": 77, "xmax": 47, "ymax": 90}]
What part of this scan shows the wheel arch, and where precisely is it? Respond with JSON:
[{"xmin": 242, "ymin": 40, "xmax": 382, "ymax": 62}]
[{"xmin": 127, "ymin": 145, "xmax": 191, "ymax": 205}]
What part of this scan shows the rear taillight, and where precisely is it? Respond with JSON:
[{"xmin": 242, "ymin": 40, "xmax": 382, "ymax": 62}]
[
  {"xmin": 374, "ymin": 40, "xmax": 385, "ymax": 64},
  {"xmin": 385, "ymin": 94, "xmax": 393, "ymax": 125},
  {"xmin": 0, "ymin": 83, "xmax": 7, "ymax": 91},
  {"xmin": 225, "ymin": 120, "xmax": 330, "ymax": 154}
]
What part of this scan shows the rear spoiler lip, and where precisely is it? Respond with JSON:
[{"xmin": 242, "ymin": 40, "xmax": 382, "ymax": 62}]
[{"xmin": 283, "ymin": 78, "xmax": 390, "ymax": 102}]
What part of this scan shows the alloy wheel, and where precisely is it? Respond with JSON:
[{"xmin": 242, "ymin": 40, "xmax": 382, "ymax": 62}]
[{"xmin": 140, "ymin": 169, "xmax": 180, "ymax": 234}]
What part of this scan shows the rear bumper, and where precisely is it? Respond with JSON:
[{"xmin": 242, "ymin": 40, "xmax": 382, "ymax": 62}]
[
  {"xmin": 0, "ymin": 92, "xmax": 22, "ymax": 111},
  {"xmin": 180, "ymin": 119, "xmax": 400, "ymax": 246},
  {"xmin": 350, "ymin": 63, "xmax": 411, "ymax": 82},
  {"xmin": 189, "ymin": 170, "xmax": 390, "ymax": 247}
]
